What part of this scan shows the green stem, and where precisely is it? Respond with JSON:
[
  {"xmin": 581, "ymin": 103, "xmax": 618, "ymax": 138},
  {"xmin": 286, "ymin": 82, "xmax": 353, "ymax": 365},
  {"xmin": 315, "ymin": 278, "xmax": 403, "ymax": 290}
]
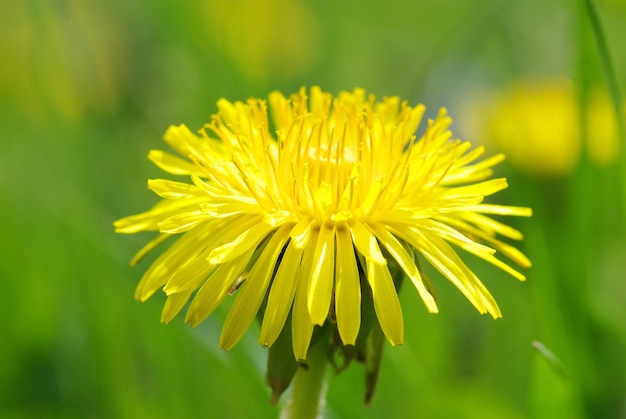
[
  {"xmin": 280, "ymin": 339, "xmax": 329, "ymax": 419},
  {"xmin": 584, "ymin": 0, "xmax": 624, "ymax": 133},
  {"xmin": 583, "ymin": 0, "xmax": 626, "ymax": 229}
]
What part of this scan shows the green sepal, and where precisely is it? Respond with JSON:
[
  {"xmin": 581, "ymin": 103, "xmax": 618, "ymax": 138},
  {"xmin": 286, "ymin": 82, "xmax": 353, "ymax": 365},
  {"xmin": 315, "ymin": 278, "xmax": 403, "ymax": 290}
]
[
  {"xmin": 359, "ymin": 246, "xmax": 407, "ymax": 404},
  {"xmin": 363, "ymin": 317, "xmax": 385, "ymax": 405},
  {"xmin": 329, "ymin": 249, "xmax": 402, "ymax": 405},
  {"xmin": 266, "ymin": 312, "xmax": 299, "ymax": 405},
  {"xmin": 265, "ymin": 240, "xmax": 415, "ymax": 406}
]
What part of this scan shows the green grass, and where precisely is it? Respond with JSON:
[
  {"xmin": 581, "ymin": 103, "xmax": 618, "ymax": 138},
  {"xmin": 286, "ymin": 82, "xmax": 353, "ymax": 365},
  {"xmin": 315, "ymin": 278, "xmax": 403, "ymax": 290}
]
[{"xmin": 1, "ymin": 0, "xmax": 625, "ymax": 417}]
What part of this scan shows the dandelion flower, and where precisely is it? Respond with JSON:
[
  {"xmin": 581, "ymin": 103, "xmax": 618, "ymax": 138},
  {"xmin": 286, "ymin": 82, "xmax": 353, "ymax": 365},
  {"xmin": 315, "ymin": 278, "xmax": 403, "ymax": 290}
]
[{"xmin": 114, "ymin": 87, "xmax": 531, "ymax": 361}]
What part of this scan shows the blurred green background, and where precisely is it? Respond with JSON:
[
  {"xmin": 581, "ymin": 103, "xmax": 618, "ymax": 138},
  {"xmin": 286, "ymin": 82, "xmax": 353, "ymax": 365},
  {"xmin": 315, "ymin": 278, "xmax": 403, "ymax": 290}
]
[{"xmin": 1, "ymin": 0, "xmax": 625, "ymax": 417}]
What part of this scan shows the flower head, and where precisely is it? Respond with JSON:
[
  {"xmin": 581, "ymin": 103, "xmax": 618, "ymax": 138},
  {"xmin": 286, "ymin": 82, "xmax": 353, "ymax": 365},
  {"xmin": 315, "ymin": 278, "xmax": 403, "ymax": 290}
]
[{"xmin": 115, "ymin": 87, "xmax": 531, "ymax": 360}]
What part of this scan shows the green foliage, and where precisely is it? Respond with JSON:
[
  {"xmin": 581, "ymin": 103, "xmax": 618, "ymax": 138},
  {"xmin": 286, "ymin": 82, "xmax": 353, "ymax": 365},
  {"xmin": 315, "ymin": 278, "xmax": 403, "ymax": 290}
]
[{"xmin": 1, "ymin": 0, "xmax": 625, "ymax": 417}]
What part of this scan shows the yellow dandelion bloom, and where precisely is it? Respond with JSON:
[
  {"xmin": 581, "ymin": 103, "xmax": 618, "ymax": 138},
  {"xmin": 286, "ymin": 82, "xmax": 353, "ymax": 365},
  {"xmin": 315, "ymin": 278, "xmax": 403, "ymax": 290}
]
[{"xmin": 114, "ymin": 87, "xmax": 531, "ymax": 360}]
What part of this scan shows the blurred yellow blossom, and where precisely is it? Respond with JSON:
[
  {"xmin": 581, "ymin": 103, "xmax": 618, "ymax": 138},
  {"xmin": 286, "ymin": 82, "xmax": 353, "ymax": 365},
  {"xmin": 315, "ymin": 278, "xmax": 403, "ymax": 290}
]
[
  {"xmin": 586, "ymin": 89, "xmax": 622, "ymax": 166},
  {"xmin": 462, "ymin": 79, "xmax": 623, "ymax": 176}
]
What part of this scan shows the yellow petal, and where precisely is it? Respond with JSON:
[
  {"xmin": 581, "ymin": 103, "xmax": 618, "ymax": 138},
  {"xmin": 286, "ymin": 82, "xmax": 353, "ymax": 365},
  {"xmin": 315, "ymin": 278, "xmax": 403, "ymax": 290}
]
[
  {"xmin": 208, "ymin": 219, "xmax": 275, "ymax": 264},
  {"xmin": 158, "ymin": 210, "xmax": 211, "ymax": 234},
  {"xmin": 134, "ymin": 225, "xmax": 214, "ymax": 301},
  {"xmin": 313, "ymin": 182, "xmax": 333, "ymax": 219},
  {"xmin": 148, "ymin": 150, "xmax": 204, "ymax": 176},
  {"xmin": 471, "ymin": 277, "xmax": 502, "ymax": 319},
  {"xmin": 366, "ymin": 257, "xmax": 404, "ymax": 346},
  {"xmin": 451, "ymin": 145, "xmax": 487, "ymax": 169},
  {"xmin": 216, "ymin": 98, "xmax": 239, "ymax": 127},
  {"xmin": 148, "ymin": 179, "xmax": 205, "ymax": 199},
  {"xmin": 444, "ymin": 178, "xmax": 508, "ymax": 200},
  {"xmin": 349, "ymin": 221, "xmax": 386, "ymax": 264},
  {"xmin": 371, "ymin": 224, "xmax": 438, "ymax": 313},
  {"xmin": 460, "ymin": 204, "xmax": 533, "ymax": 217},
  {"xmin": 334, "ymin": 227, "xmax": 361, "ymax": 345},
  {"xmin": 461, "ymin": 212, "xmax": 524, "ymax": 240},
  {"xmin": 290, "ymin": 218, "xmax": 313, "ymax": 248},
  {"xmin": 184, "ymin": 250, "xmax": 253, "ymax": 327},
  {"xmin": 163, "ymin": 255, "xmax": 217, "ymax": 295},
  {"xmin": 200, "ymin": 202, "xmax": 258, "ymax": 218},
  {"xmin": 489, "ymin": 239, "xmax": 532, "ymax": 268},
  {"xmin": 420, "ymin": 218, "xmax": 496, "ymax": 256},
  {"xmin": 292, "ymin": 229, "xmax": 318, "ymax": 360},
  {"xmin": 220, "ymin": 224, "xmax": 292, "ymax": 350},
  {"xmin": 264, "ymin": 210, "xmax": 297, "ymax": 227},
  {"xmin": 259, "ymin": 240, "xmax": 304, "ymax": 346},
  {"xmin": 268, "ymin": 90, "xmax": 291, "ymax": 133},
  {"xmin": 410, "ymin": 227, "xmax": 502, "ymax": 316},
  {"xmin": 389, "ymin": 225, "xmax": 482, "ymax": 309},
  {"xmin": 161, "ymin": 290, "xmax": 194, "ymax": 324},
  {"xmin": 435, "ymin": 215, "xmax": 532, "ymax": 268},
  {"xmin": 163, "ymin": 124, "xmax": 206, "ymax": 160},
  {"xmin": 429, "ymin": 221, "xmax": 526, "ymax": 281},
  {"xmin": 114, "ymin": 198, "xmax": 206, "ymax": 233},
  {"xmin": 130, "ymin": 233, "xmax": 171, "ymax": 267},
  {"xmin": 307, "ymin": 224, "xmax": 335, "ymax": 325},
  {"xmin": 358, "ymin": 179, "xmax": 383, "ymax": 217},
  {"xmin": 442, "ymin": 152, "xmax": 505, "ymax": 185}
]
